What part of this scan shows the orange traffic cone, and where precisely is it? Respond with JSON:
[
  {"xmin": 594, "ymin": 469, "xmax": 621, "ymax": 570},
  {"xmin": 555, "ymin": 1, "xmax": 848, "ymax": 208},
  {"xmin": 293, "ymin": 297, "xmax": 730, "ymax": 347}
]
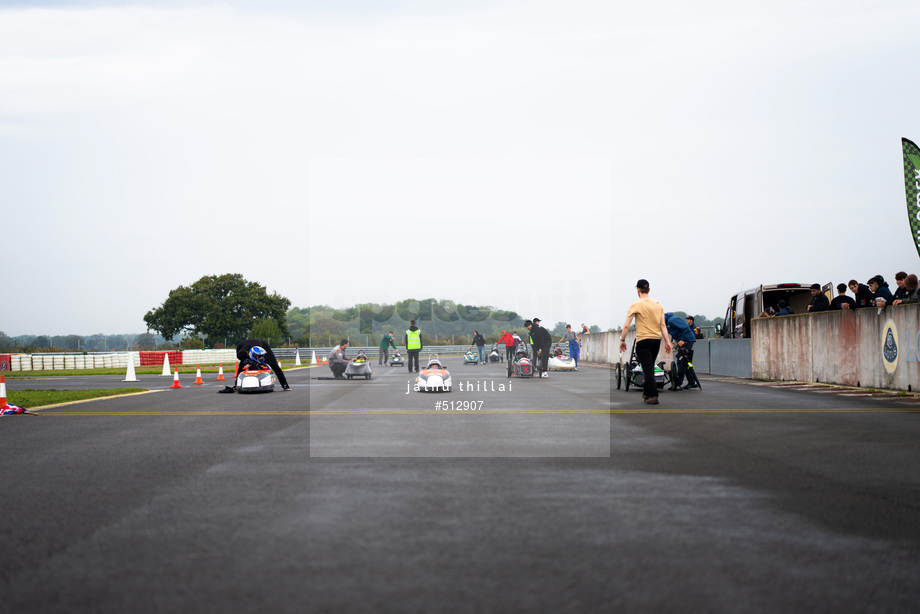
[
  {"xmin": 170, "ymin": 369, "xmax": 183, "ymax": 389},
  {"xmin": 193, "ymin": 365, "xmax": 204, "ymax": 386},
  {"xmin": 0, "ymin": 375, "xmax": 8, "ymax": 409},
  {"xmin": 216, "ymin": 364, "xmax": 226, "ymax": 381},
  {"xmin": 322, "ymin": 355, "xmax": 328, "ymax": 364}
]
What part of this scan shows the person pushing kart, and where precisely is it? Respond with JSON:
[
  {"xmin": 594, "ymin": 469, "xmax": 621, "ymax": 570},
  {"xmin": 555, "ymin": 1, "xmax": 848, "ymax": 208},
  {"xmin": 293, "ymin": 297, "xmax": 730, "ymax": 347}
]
[{"xmin": 220, "ymin": 338, "xmax": 291, "ymax": 393}]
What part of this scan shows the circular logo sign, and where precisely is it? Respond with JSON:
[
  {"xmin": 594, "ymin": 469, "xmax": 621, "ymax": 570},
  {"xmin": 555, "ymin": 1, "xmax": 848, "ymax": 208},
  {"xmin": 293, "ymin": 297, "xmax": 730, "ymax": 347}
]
[{"xmin": 882, "ymin": 319, "xmax": 899, "ymax": 374}]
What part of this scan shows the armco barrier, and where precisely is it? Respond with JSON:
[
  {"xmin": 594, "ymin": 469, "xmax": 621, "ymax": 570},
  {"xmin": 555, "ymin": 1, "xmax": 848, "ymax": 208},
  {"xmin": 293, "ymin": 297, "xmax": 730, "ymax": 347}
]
[{"xmin": 751, "ymin": 303, "xmax": 920, "ymax": 391}]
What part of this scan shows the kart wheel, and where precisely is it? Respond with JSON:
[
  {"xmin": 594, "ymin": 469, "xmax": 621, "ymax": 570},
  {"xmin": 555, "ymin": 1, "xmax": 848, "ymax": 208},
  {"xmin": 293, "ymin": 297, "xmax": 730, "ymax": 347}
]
[
  {"xmin": 616, "ymin": 363, "xmax": 622, "ymax": 390},
  {"xmin": 365, "ymin": 374, "xmax": 371, "ymax": 380},
  {"xmin": 624, "ymin": 366, "xmax": 631, "ymax": 391},
  {"xmin": 347, "ymin": 375, "xmax": 352, "ymax": 380}
]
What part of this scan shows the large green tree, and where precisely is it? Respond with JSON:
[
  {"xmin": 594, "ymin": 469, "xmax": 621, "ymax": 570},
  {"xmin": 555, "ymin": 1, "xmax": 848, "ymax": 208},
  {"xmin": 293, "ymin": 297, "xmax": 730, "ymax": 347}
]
[{"xmin": 144, "ymin": 274, "xmax": 290, "ymax": 347}]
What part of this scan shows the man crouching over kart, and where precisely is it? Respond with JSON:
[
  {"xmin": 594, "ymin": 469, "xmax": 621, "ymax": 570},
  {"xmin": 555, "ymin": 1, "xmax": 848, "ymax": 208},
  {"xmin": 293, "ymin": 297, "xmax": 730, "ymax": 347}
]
[
  {"xmin": 219, "ymin": 338, "xmax": 291, "ymax": 392},
  {"xmin": 328, "ymin": 339, "xmax": 356, "ymax": 379}
]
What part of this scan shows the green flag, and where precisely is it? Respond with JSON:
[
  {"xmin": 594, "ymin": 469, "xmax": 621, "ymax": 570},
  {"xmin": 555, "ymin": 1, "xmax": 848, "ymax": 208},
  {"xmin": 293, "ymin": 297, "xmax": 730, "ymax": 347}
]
[{"xmin": 903, "ymin": 138, "xmax": 920, "ymax": 259}]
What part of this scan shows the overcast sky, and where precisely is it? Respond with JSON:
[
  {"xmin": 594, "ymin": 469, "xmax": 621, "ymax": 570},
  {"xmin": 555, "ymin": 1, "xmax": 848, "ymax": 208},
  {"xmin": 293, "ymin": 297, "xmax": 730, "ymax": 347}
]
[{"xmin": 1, "ymin": 0, "xmax": 918, "ymax": 336}]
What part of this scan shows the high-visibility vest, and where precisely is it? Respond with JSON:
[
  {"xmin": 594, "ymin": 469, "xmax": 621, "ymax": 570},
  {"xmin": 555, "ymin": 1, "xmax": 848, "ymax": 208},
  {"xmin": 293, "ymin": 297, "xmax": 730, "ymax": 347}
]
[{"xmin": 406, "ymin": 329, "xmax": 421, "ymax": 350}]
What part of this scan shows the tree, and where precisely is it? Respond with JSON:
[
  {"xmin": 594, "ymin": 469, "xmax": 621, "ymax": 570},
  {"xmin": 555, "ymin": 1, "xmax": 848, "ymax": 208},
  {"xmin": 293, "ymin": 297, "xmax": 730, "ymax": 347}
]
[
  {"xmin": 251, "ymin": 318, "xmax": 282, "ymax": 346},
  {"xmin": 144, "ymin": 274, "xmax": 291, "ymax": 347},
  {"xmin": 302, "ymin": 318, "xmax": 347, "ymax": 347}
]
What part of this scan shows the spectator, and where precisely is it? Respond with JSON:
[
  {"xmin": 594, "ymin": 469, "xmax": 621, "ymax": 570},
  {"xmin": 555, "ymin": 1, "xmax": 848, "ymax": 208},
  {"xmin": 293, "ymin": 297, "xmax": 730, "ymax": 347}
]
[
  {"xmin": 581, "ymin": 323, "xmax": 589, "ymax": 334},
  {"xmin": 892, "ymin": 272, "xmax": 910, "ymax": 303},
  {"xmin": 830, "ymin": 283, "xmax": 856, "ymax": 310},
  {"xmin": 775, "ymin": 300, "xmax": 792, "ymax": 316},
  {"xmin": 686, "ymin": 316, "xmax": 703, "ymax": 339},
  {"xmin": 868, "ymin": 275, "xmax": 894, "ymax": 306},
  {"xmin": 893, "ymin": 274, "xmax": 919, "ymax": 306},
  {"xmin": 618, "ymin": 279, "xmax": 672, "ymax": 405},
  {"xmin": 807, "ymin": 284, "xmax": 830, "ymax": 313},
  {"xmin": 848, "ymin": 280, "xmax": 875, "ymax": 308}
]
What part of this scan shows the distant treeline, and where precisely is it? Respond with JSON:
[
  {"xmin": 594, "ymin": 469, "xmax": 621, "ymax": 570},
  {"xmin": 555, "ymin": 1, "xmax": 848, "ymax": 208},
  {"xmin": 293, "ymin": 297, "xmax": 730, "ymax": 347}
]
[
  {"xmin": 0, "ymin": 331, "xmax": 200, "ymax": 353},
  {"xmin": 286, "ymin": 298, "xmax": 601, "ymax": 347}
]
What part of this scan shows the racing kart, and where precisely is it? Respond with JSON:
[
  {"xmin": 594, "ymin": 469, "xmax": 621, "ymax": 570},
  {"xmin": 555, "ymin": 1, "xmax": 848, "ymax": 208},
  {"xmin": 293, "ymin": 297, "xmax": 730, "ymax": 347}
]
[
  {"xmin": 236, "ymin": 364, "xmax": 276, "ymax": 393},
  {"xmin": 488, "ymin": 344, "xmax": 503, "ymax": 363},
  {"xmin": 507, "ymin": 348, "xmax": 535, "ymax": 378},
  {"xmin": 463, "ymin": 348, "xmax": 479, "ymax": 365},
  {"xmin": 616, "ymin": 340, "xmax": 671, "ymax": 391},
  {"xmin": 548, "ymin": 344, "xmax": 576, "ymax": 371},
  {"xmin": 416, "ymin": 354, "xmax": 452, "ymax": 392},
  {"xmin": 345, "ymin": 351, "xmax": 374, "ymax": 380},
  {"xmin": 389, "ymin": 349, "xmax": 405, "ymax": 367}
]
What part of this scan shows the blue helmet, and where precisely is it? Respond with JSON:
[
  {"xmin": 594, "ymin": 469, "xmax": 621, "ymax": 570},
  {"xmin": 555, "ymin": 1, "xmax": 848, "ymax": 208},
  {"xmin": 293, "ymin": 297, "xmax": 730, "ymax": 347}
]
[{"xmin": 248, "ymin": 346, "xmax": 267, "ymax": 364}]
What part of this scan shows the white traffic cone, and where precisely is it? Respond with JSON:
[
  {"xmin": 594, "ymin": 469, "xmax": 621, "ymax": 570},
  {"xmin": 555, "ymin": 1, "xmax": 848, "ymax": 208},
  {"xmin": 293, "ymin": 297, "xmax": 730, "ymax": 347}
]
[
  {"xmin": 295, "ymin": 350, "xmax": 302, "ymax": 366},
  {"xmin": 161, "ymin": 353, "xmax": 171, "ymax": 376},
  {"xmin": 123, "ymin": 352, "xmax": 139, "ymax": 382}
]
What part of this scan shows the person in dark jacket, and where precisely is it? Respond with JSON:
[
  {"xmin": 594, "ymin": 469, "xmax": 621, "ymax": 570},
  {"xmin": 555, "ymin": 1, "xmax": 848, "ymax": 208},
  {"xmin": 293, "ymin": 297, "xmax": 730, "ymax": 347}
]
[
  {"xmin": 892, "ymin": 272, "xmax": 910, "ymax": 303},
  {"xmin": 665, "ymin": 313, "xmax": 698, "ymax": 389},
  {"xmin": 220, "ymin": 338, "xmax": 290, "ymax": 392},
  {"xmin": 868, "ymin": 275, "xmax": 894, "ymax": 306},
  {"xmin": 685, "ymin": 316, "xmax": 704, "ymax": 339},
  {"xmin": 848, "ymin": 280, "xmax": 875, "ymax": 308},
  {"xmin": 469, "ymin": 331, "xmax": 487, "ymax": 365},
  {"xmin": 830, "ymin": 283, "xmax": 856, "ymax": 310},
  {"xmin": 807, "ymin": 284, "xmax": 830, "ymax": 313},
  {"xmin": 525, "ymin": 318, "xmax": 552, "ymax": 377}
]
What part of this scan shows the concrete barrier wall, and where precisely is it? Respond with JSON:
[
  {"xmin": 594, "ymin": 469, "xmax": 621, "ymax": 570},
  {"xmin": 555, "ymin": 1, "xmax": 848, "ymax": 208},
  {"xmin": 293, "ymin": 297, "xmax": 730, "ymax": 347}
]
[
  {"xmin": 8, "ymin": 349, "xmax": 239, "ymax": 371},
  {"xmin": 752, "ymin": 304, "xmax": 920, "ymax": 391}
]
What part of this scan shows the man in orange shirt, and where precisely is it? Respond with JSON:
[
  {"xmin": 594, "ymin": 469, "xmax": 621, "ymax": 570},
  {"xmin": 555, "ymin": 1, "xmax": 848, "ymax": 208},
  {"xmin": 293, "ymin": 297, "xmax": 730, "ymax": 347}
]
[{"xmin": 619, "ymin": 279, "xmax": 672, "ymax": 405}]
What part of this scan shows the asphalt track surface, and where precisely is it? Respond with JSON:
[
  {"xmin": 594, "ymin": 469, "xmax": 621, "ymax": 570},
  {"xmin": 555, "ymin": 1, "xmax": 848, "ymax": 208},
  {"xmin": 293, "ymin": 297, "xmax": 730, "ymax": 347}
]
[{"xmin": 2, "ymin": 360, "xmax": 920, "ymax": 613}]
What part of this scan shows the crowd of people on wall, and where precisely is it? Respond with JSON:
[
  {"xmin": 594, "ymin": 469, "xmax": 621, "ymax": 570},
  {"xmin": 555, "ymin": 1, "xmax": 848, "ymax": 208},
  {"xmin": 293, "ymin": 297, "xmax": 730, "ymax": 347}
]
[{"xmin": 761, "ymin": 272, "xmax": 919, "ymax": 318}]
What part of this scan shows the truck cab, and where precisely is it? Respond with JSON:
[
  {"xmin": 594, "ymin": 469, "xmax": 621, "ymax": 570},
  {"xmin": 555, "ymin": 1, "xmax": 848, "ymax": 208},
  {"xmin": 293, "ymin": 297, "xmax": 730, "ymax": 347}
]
[{"xmin": 720, "ymin": 283, "xmax": 832, "ymax": 338}]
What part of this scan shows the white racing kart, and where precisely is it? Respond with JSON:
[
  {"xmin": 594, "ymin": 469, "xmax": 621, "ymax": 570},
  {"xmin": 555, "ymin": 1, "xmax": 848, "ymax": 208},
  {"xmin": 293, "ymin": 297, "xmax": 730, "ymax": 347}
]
[
  {"xmin": 548, "ymin": 344, "xmax": 576, "ymax": 371},
  {"xmin": 416, "ymin": 354, "xmax": 452, "ymax": 392},
  {"xmin": 345, "ymin": 351, "xmax": 374, "ymax": 380},
  {"xmin": 236, "ymin": 365, "xmax": 276, "ymax": 393}
]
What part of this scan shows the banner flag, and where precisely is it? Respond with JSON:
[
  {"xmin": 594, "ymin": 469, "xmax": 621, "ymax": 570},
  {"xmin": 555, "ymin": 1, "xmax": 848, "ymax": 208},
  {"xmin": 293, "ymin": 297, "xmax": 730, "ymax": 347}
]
[{"xmin": 903, "ymin": 138, "xmax": 920, "ymax": 259}]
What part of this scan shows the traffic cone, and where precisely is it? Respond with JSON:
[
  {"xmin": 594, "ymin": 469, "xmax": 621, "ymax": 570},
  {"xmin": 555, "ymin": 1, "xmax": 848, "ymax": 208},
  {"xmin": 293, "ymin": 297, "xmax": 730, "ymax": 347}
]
[
  {"xmin": 193, "ymin": 365, "xmax": 204, "ymax": 386},
  {"xmin": 170, "ymin": 369, "xmax": 183, "ymax": 389},
  {"xmin": 322, "ymin": 355, "xmax": 328, "ymax": 364},
  {"xmin": 0, "ymin": 375, "xmax": 8, "ymax": 409},
  {"xmin": 161, "ymin": 353, "xmax": 171, "ymax": 376},
  {"xmin": 123, "ymin": 353, "xmax": 139, "ymax": 382},
  {"xmin": 216, "ymin": 364, "xmax": 226, "ymax": 381},
  {"xmin": 311, "ymin": 351, "xmax": 317, "ymax": 365},
  {"xmin": 295, "ymin": 350, "xmax": 302, "ymax": 366}
]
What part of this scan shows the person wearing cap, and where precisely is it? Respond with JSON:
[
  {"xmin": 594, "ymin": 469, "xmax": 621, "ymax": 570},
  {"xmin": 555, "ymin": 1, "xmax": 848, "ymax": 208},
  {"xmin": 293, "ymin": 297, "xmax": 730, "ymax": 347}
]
[
  {"xmin": 525, "ymin": 318, "xmax": 552, "ymax": 377},
  {"xmin": 497, "ymin": 329, "xmax": 515, "ymax": 363},
  {"xmin": 868, "ymin": 275, "xmax": 894, "ymax": 307},
  {"xmin": 619, "ymin": 279, "xmax": 672, "ymax": 405},
  {"xmin": 807, "ymin": 284, "xmax": 830, "ymax": 313}
]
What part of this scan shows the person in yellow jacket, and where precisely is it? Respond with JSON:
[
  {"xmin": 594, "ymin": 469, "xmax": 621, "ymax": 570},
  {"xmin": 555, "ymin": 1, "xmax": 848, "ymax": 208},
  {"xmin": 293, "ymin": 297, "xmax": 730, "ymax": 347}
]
[{"xmin": 404, "ymin": 320, "xmax": 423, "ymax": 372}]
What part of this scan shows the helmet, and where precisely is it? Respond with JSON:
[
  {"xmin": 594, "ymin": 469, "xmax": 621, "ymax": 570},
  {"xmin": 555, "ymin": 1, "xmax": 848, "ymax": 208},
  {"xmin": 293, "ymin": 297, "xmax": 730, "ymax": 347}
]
[{"xmin": 248, "ymin": 346, "xmax": 267, "ymax": 364}]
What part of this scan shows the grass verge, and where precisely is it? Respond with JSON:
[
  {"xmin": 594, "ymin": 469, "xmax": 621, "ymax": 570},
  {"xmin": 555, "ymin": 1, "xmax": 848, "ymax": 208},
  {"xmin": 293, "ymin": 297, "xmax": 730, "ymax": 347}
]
[{"xmin": 7, "ymin": 388, "xmax": 148, "ymax": 408}]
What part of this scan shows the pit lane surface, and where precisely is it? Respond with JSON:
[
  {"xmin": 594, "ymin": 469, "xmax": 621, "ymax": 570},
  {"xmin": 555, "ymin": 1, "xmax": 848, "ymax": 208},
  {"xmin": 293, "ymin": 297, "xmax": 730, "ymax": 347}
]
[{"xmin": 2, "ymin": 360, "xmax": 919, "ymax": 613}]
